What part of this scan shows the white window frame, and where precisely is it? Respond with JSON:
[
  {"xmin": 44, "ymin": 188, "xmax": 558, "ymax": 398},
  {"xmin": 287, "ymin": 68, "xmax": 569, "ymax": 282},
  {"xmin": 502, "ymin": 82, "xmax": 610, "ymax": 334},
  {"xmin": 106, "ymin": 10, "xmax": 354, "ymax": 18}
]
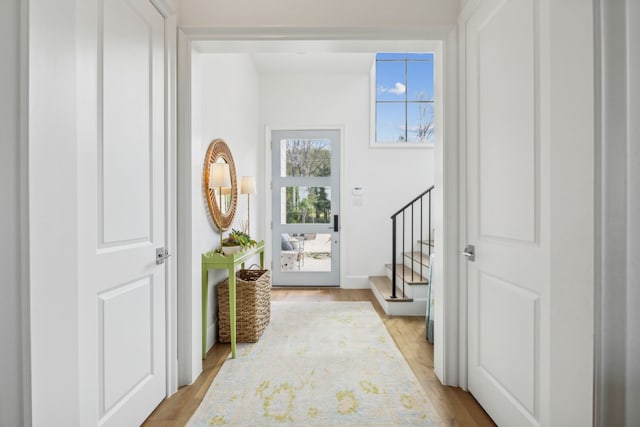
[{"xmin": 370, "ymin": 44, "xmax": 443, "ymax": 149}]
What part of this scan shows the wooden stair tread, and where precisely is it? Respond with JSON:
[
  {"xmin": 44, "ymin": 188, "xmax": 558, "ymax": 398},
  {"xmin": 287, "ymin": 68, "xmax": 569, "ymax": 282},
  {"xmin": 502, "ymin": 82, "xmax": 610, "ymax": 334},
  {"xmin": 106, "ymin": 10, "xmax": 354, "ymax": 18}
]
[
  {"xmin": 369, "ymin": 276, "xmax": 412, "ymax": 302},
  {"xmin": 385, "ymin": 264, "xmax": 429, "ymax": 284},
  {"xmin": 418, "ymin": 239, "xmax": 435, "ymax": 247},
  {"xmin": 403, "ymin": 251, "xmax": 431, "ymax": 268}
]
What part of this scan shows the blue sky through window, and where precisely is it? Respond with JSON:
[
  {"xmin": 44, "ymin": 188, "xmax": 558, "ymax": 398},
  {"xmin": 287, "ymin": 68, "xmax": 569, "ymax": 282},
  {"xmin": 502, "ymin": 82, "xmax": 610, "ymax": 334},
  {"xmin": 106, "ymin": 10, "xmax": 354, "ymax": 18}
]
[{"xmin": 375, "ymin": 53, "xmax": 434, "ymax": 143}]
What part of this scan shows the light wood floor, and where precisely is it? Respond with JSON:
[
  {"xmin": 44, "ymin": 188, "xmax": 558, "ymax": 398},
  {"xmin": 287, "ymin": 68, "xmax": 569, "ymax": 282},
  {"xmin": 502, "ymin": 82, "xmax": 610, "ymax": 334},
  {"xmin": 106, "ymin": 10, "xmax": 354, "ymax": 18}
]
[{"xmin": 142, "ymin": 288, "xmax": 496, "ymax": 427}]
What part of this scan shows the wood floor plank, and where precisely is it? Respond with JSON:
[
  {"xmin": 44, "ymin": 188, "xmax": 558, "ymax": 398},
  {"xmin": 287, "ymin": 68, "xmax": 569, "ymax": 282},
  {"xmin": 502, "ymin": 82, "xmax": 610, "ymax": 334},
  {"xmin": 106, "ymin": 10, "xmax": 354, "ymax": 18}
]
[
  {"xmin": 142, "ymin": 288, "xmax": 495, "ymax": 427},
  {"xmin": 369, "ymin": 275, "xmax": 412, "ymax": 301}
]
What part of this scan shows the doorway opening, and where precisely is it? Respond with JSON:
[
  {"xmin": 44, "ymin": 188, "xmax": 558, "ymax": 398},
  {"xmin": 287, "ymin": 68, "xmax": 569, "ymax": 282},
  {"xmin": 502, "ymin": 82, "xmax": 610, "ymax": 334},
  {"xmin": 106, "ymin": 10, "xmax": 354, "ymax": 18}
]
[{"xmin": 178, "ymin": 34, "xmax": 456, "ymax": 390}]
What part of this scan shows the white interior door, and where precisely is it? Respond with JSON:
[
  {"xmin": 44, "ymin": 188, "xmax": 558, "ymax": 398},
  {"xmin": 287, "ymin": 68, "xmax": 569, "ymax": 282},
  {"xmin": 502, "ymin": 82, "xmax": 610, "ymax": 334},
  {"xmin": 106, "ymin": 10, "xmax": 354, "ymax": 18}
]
[
  {"xmin": 464, "ymin": 0, "xmax": 546, "ymax": 425},
  {"xmin": 271, "ymin": 129, "xmax": 341, "ymax": 286},
  {"xmin": 79, "ymin": 0, "xmax": 167, "ymax": 425}
]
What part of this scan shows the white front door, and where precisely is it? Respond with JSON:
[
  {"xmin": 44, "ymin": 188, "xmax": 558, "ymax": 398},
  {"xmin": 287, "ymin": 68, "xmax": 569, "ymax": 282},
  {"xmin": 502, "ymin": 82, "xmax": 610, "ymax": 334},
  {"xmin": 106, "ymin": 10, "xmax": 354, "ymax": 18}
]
[
  {"xmin": 77, "ymin": 0, "xmax": 167, "ymax": 425},
  {"xmin": 271, "ymin": 129, "xmax": 341, "ymax": 286},
  {"xmin": 464, "ymin": 0, "xmax": 546, "ymax": 425}
]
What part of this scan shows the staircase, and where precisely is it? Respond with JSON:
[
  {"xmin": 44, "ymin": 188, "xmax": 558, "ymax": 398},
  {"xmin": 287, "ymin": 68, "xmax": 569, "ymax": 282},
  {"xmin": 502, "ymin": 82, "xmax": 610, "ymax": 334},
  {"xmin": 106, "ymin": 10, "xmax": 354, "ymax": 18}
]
[{"xmin": 369, "ymin": 187, "xmax": 434, "ymax": 316}]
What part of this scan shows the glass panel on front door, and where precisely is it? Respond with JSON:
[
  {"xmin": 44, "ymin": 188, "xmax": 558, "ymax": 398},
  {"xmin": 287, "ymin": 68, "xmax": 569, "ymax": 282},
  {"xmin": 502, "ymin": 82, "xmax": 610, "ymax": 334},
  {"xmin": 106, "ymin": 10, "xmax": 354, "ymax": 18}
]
[
  {"xmin": 280, "ymin": 186, "xmax": 332, "ymax": 224},
  {"xmin": 271, "ymin": 130, "xmax": 340, "ymax": 286},
  {"xmin": 279, "ymin": 138, "xmax": 332, "ymax": 177},
  {"xmin": 279, "ymin": 232, "xmax": 332, "ymax": 273}
]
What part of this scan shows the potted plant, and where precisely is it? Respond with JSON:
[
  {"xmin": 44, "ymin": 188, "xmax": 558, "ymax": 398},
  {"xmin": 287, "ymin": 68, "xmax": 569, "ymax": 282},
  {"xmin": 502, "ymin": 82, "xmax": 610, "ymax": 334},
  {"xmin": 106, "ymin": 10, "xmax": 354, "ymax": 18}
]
[{"xmin": 221, "ymin": 229, "xmax": 256, "ymax": 255}]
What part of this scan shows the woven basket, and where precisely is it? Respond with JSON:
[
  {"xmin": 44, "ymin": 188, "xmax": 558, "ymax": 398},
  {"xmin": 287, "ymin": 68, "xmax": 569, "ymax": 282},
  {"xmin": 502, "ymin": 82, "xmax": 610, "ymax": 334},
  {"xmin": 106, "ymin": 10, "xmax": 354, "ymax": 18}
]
[{"xmin": 218, "ymin": 269, "xmax": 271, "ymax": 343}]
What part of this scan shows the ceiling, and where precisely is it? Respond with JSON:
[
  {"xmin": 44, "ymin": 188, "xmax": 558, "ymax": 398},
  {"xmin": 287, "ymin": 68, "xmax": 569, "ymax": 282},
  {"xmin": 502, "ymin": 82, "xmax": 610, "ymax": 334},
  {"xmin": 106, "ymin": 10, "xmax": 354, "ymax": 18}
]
[
  {"xmin": 250, "ymin": 52, "xmax": 374, "ymax": 74},
  {"xmin": 193, "ymin": 39, "xmax": 439, "ymax": 74}
]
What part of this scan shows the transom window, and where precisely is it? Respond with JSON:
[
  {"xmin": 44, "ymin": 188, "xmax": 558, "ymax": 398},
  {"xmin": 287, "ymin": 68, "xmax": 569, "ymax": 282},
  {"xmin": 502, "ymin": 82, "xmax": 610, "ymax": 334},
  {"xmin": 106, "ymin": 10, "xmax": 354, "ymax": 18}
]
[{"xmin": 374, "ymin": 53, "xmax": 435, "ymax": 145}]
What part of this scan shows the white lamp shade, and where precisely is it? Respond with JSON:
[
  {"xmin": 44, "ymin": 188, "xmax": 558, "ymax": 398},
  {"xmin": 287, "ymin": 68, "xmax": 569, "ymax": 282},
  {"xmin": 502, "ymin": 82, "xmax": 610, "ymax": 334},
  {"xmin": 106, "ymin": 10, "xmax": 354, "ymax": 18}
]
[
  {"xmin": 209, "ymin": 162, "xmax": 231, "ymax": 189},
  {"xmin": 240, "ymin": 176, "xmax": 257, "ymax": 195}
]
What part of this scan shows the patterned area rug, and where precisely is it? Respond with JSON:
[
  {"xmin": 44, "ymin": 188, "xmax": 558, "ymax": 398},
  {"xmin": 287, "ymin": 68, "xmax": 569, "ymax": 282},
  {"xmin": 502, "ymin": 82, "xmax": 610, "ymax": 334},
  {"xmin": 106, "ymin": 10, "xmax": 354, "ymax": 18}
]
[{"xmin": 187, "ymin": 301, "xmax": 443, "ymax": 426}]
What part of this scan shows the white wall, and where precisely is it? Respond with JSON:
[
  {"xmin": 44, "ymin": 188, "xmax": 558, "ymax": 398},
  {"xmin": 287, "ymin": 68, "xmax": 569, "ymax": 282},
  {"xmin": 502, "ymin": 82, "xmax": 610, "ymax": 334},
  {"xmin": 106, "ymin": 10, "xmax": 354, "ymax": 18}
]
[
  {"xmin": 187, "ymin": 52, "xmax": 261, "ymax": 371},
  {"xmin": 547, "ymin": 0, "xmax": 595, "ymax": 423},
  {"xmin": 0, "ymin": 0, "xmax": 28, "ymax": 425},
  {"xmin": 178, "ymin": 0, "xmax": 458, "ymax": 28},
  {"xmin": 458, "ymin": 0, "xmax": 471, "ymax": 11},
  {"xmin": 627, "ymin": 3, "xmax": 640, "ymax": 421},
  {"xmin": 260, "ymin": 71, "xmax": 434, "ymax": 288},
  {"xmin": 599, "ymin": 1, "xmax": 640, "ymax": 425},
  {"xmin": 29, "ymin": 0, "xmax": 80, "ymax": 424}
]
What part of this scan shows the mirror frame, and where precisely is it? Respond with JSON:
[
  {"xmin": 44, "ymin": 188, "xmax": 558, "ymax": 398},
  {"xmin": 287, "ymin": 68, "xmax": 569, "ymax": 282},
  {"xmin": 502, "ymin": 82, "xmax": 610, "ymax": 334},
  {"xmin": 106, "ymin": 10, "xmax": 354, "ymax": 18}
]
[{"xmin": 203, "ymin": 139, "xmax": 238, "ymax": 232}]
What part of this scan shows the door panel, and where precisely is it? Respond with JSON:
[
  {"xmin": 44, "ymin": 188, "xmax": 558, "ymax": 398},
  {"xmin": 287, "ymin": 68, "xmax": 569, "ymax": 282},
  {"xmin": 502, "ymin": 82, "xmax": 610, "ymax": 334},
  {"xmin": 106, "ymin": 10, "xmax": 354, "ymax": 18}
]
[
  {"xmin": 271, "ymin": 130, "xmax": 340, "ymax": 286},
  {"xmin": 92, "ymin": 0, "xmax": 166, "ymax": 425},
  {"xmin": 99, "ymin": 277, "xmax": 153, "ymax": 412},
  {"xmin": 476, "ymin": 0, "xmax": 537, "ymax": 243},
  {"xmin": 465, "ymin": 0, "xmax": 544, "ymax": 425},
  {"xmin": 101, "ymin": 0, "xmax": 153, "ymax": 245},
  {"xmin": 478, "ymin": 273, "xmax": 538, "ymax": 414}
]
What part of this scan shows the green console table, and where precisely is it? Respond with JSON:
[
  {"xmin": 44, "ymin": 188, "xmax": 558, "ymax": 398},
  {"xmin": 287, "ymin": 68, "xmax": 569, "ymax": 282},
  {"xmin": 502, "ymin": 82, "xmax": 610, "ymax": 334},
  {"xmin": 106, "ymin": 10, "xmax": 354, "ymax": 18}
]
[{"xmin": 201, "ymin": 241, "xmax": 265, "ymax": 359}]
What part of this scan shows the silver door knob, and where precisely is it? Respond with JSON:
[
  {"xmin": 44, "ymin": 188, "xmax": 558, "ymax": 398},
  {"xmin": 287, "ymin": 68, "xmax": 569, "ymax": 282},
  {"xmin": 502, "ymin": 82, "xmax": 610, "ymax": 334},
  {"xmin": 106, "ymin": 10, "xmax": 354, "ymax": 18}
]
[
  {"xmin": 462, "ymin": 244, "xmax": 475, "ymax": 262},
  {"xmin": 156, "ymin": 247, "xmax": 171, "ymax": 265}
]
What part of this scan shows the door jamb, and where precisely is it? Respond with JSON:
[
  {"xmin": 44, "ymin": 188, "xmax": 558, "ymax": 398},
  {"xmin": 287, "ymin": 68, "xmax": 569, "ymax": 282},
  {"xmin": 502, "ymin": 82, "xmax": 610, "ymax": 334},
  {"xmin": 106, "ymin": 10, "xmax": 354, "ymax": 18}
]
[
  {"xmin": 148, "ymin": 0, "xmax": 179, "ymax": 397},
  {"xmin": 455, "ymin": 0, "xmax": 479, "ymax": 391}
]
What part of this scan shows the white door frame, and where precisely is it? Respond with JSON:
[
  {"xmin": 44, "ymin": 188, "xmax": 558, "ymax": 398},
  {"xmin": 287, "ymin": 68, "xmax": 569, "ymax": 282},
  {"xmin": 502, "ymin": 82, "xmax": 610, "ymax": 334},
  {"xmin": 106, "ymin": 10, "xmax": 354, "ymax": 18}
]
[
  {"xmin": 147, "ymin": 0, "xmax": 179, "ymax": 397},
  {"xmin": 176, "ymin": 26, "xmax": 463, "ymax": 387}
]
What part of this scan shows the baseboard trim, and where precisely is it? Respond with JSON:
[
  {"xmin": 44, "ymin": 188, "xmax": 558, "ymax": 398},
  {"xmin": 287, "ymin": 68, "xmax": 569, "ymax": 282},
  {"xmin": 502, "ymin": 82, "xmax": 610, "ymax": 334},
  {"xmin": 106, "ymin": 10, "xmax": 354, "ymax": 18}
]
[{"xmin": 341, "ymin": 275, "xmax": 370, "ymax": 289}]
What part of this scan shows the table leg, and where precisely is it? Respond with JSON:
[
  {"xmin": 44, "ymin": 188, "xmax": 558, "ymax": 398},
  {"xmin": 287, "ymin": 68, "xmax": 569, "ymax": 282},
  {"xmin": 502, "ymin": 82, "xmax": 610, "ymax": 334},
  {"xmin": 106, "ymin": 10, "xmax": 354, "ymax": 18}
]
[
  {"xmin": 201, "ymin": 265, "xmax": 208, "ymax": 360},
  {"xmin": 228, "ymin": 265, "xmax": 237, "ymax": 358}
]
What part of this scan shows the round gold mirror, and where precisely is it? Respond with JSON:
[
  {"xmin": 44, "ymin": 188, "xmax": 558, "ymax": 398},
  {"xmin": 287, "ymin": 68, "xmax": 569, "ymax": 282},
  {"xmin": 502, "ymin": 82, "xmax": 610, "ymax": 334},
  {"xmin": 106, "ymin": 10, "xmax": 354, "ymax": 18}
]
[{"xmin": 203, "ymin": 139, "xmax": 238, "ymax": 232}]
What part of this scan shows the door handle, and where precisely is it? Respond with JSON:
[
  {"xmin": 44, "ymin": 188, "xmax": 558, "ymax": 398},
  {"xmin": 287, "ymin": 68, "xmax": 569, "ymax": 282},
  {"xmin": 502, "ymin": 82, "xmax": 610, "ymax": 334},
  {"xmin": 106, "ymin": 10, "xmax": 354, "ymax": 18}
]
[
  {"xmin": 156, "ymin": 247, "xmax": 171, "ymax": 265},
  {"xmin": 328, "ymin": 215, "xmax": 339, "ymax": 231},
  {"xmin": 327, "ymin": 215, "xmax": 339, "ymax": 231},
  {"xmin": 462, "ymin": 244, "xmax": 475, "ymax": 262}
]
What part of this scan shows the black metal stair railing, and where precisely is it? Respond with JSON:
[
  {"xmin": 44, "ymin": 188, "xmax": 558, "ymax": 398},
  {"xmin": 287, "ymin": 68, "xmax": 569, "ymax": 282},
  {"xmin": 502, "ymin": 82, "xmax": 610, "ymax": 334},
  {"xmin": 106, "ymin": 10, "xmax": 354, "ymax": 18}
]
[{"xmin": 390, "ymin": 186, "xmax": 434, "ymax": 299}]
